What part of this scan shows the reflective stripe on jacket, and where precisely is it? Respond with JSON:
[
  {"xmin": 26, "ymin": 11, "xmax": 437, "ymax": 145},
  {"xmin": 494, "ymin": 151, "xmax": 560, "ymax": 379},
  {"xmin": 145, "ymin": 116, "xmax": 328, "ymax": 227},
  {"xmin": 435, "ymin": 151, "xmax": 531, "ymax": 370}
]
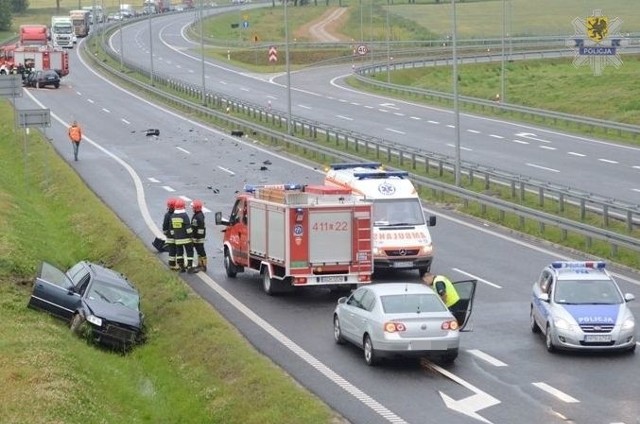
[
  {"xmin": 69, "ymin": 125, "xmax": 82, "ymax": 142},
  {"xmin": 434, "ymin": 275, "xmax": 460, "ymax": 307},
  {"xmin": 170, "ymin": 210, "xmax": 193, "ymax": 244}
]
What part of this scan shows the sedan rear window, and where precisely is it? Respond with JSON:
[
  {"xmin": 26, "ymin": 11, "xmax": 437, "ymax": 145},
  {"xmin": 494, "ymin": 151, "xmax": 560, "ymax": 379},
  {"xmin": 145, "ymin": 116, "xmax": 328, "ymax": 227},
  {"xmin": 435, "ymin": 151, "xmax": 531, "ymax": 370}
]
[{"xmin": 381, "ymin": 293, "xmax": 447, "ymax": 314}]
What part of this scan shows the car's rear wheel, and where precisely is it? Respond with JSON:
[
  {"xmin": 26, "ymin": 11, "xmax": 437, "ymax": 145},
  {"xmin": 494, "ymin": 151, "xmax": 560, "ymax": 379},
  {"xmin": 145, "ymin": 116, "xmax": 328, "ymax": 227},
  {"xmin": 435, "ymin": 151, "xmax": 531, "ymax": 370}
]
[
  {"xmin": 333, "ymin": 315, "xmax": 345, "ymax": 345},
  {"xmin": 530, "ymin": 306, "xmax": 540, "ymax": 333},
  {"xmin": 37, "ymin": 81, "xmax": 43, "ymax": 89},
  {"xmin": 440, "ymin": 349, "xmax": 458, "ymax": 365},
  {"xmin": 363, "ymin": 334, "xmax": 378, "ymax": 366},
  {"xmin": 54, "ymin": 83, "xmax": 59, "ymax": 89},
  {"xmin": 545, "ymin": 324, "xmax": 556, "ymax": 353},
  {"xmin": 223, "ymin": 248, "xmax": 238, "ymax": 278}
]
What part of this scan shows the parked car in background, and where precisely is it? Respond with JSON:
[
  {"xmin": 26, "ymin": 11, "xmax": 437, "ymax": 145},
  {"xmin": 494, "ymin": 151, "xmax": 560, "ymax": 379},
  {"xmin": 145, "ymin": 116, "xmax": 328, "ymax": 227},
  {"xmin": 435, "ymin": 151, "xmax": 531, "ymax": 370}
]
[
  {"xmin": 24, "ymin": 70, "xmax": 60, "ymax": 89},
  {"xmin": 530, "ymin": 261, "xmax": 636, "ymax": 353},
  {"xmin": 28, "ymin": 261, "xmax": 145, "ymax": 350},
  {"xmin": 333, "ymin": 281, "xmax": 476, "ymax": 366}
]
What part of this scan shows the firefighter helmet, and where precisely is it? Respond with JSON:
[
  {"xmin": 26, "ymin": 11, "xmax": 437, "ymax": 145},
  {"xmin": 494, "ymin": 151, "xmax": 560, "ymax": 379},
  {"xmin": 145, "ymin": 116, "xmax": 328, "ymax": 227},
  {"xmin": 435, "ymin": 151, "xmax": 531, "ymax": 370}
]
[
  {"xmin": 191, "ymin": 199, "xmax": 203, "ymax": 212},
  {"xmin": 166, "ymin": 197, "xmax": 176, "ymax": 209},
  {"xmin": 174, "ymin": 198, "xmax": 186, "ymax": 209}
]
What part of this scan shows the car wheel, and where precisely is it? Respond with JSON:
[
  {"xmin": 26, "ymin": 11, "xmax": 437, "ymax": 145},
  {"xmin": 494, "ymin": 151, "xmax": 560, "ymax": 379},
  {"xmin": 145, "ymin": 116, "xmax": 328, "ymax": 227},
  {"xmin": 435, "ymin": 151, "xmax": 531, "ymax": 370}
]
[
  {"xmin": 545, "ymin": 324, "xmax": 556, "ymax": 353},
  {"xmin": 70, "ymin": 313, "xmax": 85, "ymax": 334},
  {"xmin": 37, "ymin": 81, "xmax": 43, "ymax": 89},
  {"xmin": 223, "ymin": 248, "xmax": 237, "ymax": 278},
  {"xmin": 333, "ymin": 315, "xmax": 345, "ymax": 345},
  {"xmin": 530, "ymin": 307, "xmax": 541, "ymax": 334},
  {"xmin": 54, "ymin": 83, "xmax": 59, "ymax": 89},
  {"xmin": 363, "ymin": 334, "xmax": 378, "ymax": 366},
  {"xmin": 440, "ymin": 350, "xmax": 458, "ymax": 365}
]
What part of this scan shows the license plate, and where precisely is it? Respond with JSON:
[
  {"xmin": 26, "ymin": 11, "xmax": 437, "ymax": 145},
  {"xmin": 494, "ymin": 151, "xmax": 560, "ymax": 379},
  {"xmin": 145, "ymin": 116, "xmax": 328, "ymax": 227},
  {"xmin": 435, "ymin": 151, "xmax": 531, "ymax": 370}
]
[
  {"xmin": 320, "ymin": 276, "xmax": 344, "ymax": 283},
  {"xmin": 585, "ymin": 335, "xmax": 611, "ymax": 342},
  {"xmin": 393, "ymin": 261, "xmax": 414, "ymax": 268}
]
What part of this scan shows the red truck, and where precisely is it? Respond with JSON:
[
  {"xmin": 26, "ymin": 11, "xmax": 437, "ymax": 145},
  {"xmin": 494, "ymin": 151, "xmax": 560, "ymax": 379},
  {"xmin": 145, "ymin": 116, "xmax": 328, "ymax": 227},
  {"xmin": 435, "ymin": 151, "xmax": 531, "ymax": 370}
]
[
  {"xmin": 215, "ymin": 184, "xmax": 374, "ymax": 295},
  {"xmin": 19, "ymin": 25, "xmax": 49, "ymax": 47}
]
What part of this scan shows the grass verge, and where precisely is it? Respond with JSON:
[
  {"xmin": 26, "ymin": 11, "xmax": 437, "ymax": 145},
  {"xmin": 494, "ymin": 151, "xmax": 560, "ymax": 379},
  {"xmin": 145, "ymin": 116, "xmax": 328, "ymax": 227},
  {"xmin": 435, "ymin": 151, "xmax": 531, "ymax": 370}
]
[{"xmin": 0, "ymin": 100, "xmax": 341, "ymax": 424}]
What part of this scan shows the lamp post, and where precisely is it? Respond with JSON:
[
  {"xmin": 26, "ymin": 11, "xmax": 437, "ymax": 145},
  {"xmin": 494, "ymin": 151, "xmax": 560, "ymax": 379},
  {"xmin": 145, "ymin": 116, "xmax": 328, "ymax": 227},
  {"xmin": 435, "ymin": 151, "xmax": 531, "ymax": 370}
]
[
  {"xmin": 118, "ymin": 0, "xmax": 123, "ymax": 70},
  {"xmin": 200, "ymin": 0, "xmax": 206, "ymax": 105},
  {"xmin": 451, "ymin": 0, "xmax": 461, "ymax": 186},
  {"xmin": 284, "ymin": 0, "xmax": 292, "ymax": 135},
  {"xmin": 500, "ymin": 0, "xmax": 506, "ymax": 104},
  {"xmin": 148, "ymin": 7, "xmax": 154, "ymax": 86}
]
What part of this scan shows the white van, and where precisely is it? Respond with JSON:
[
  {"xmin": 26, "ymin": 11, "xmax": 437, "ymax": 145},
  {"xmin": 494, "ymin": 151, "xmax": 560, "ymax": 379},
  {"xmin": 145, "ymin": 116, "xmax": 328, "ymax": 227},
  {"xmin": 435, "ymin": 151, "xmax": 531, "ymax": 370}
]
[{"xmin": 325, "ymin": 163, "xmax": 436, "ymax": 277}]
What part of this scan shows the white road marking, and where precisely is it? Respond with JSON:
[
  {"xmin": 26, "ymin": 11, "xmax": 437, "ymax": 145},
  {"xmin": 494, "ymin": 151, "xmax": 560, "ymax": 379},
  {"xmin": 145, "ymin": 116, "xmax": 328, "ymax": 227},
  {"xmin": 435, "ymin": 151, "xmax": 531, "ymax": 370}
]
[
  {"xmin": 378, "ymin": 109, "xmax": 389, "ymax": 113},
  {"xmin": 539, "ymin": 145, "xmax": 556, "ymax": 151},
  {"xmin": 350, "ymin": 102, "xmax": 361, "ymax": 106},
  {"xmin": 87, "ymin": 99, "xmax": 94, "ymax": 104},
  {"xmin": 410, "ymin": 116, "xmax": 421, "ymax": 120},
  {"xmin": 240, "ymin": 87, "xmax": 249, "ymax": 92},
  {"xmin": 176, "ymin": 146, "xmax": 190, "ymax": 154},
  {"xmin": 364, "ymin": 105, "xmax": 374, "ymax": 109},
  {"xmin": 515, "ymin": 132, "xmax": 551, "ymax": 143},
  {"xmin": 385, "ymin": 128, "xmax": 406, "ymax": 135},
  {"xmin": 121, "ymin": 118, "xmax": 130, "ymax": 125},
  {"xmin": 338, "ymin": 99, "xmax": 348, "ymax": 103},
  {"xmin": 179, "ymin": 195, "xmax": 191, "ymax": 202},
  {"xmin": 632, "ymin": 165, "xmax": 640, "ymax": 170},
  {"xmin": 512, "ymin": 139, "xmax": 529, "ymax": 145},
  {"xmin": 102, "ymin": 108, "xmax": 110, "ymax": 113},
  {"xmin": 298, "ymin": 104, "xmax": 312, "ymax": 109},
  {"xmin": 598, "ymin": 158, "xmax": 618, "ymax": 164},
  {"xmin": 526, "ymin": 163, "xmax": 560, "ymax": 173},
  {"xmin": 148, "ymin": 177, "xmax": 160, "ymax": 183},
  {"xmin": 380, "ymin": 103, "xmax": 399, "ymax": 109},
  {"xmin": 428, "ymin": 120, "xmax": 439, "ymax": 124},
  {"xmin": 568, "ymin": 151, "xmax": 585, "ymax": 157},
  {"xmin": 219, "ymin": 80, "xmax": 227, "ymax": 85},
  {"xmin": 467, "ymin": 129, "xmax": 480, "ymax": 134},
  {"xmin": 217, "ymin": 166, "xmax": 235, "ymax": 175},
  {"xmin": 467, "ymin": 350, "xmax": 508, "ymax": 367},
  {"xmin": 394, "ymin": 112, "xmax": 405, "ymax": 117},
  {"xmin": 489, "ymin": 134, "xmax": 504, "ymax": 139},
  {"xmin": 446, "ymin": 124, "xmax": 455, "ymax": 129},
  {"xmin": 446, "ymin": 143, "xmax": 472, "ymax": 152},
  {"xmin": 532, "ymin": 382, "xmax": 579, "ymax": 403},
  {"xmin": 452, "ymin": 268, "xmax": 502, "ymax": 289},
  {"xmin": 162, "ymin": 186, "xmax": 175, "ymax": 192},
  {"xmin": 267, "ymin": 95, "xmax": 277, "ymax": 100},
  {"xmin": 632, "ymin": 188, "xmax": 640, "ymax": 193},
  {"xmin": 336, "ymin": 115, "xmax": 353, "ymax": 121}
]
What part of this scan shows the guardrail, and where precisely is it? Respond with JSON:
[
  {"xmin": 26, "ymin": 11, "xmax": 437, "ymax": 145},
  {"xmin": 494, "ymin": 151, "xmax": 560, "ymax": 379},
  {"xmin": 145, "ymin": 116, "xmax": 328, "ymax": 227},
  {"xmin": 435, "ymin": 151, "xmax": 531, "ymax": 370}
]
[{"xmin": 88, "ymin": 29, "xmax": 640, "ymax": 260}]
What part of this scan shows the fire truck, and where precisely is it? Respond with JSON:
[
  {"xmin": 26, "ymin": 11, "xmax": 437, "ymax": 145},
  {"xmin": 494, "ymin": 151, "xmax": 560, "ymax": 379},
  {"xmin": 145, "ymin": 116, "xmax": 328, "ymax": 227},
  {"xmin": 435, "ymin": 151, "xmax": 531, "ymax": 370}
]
[
  {"xmin": 325, "ymin": 163, "xmax": 437, "ymax": 277},
  {"xmin": 11, "ymin": 45, "xmax": 69, "ymax": 77},
  {"xmin": 215, "ymin": 184, "xmax": 374, "ymax": 295}
]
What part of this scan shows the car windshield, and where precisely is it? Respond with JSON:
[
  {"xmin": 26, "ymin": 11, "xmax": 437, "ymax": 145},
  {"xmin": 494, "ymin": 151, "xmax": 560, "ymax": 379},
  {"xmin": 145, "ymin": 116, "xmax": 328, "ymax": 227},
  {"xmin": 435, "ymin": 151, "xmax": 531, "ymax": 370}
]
[
  {"xmin": 381, "ymin": 293, "xmax": 447, "ymax": 314},
  {"xmin": 372, "ymin": 198, "xmax": 425, "ymax": 227},
  {"xmin": 554, "ymin": 279, "xmax": 623, "ymax": 305},
  {"xmin": 87, "ymin": 280, "xmax": 140, "ymax": 311}
]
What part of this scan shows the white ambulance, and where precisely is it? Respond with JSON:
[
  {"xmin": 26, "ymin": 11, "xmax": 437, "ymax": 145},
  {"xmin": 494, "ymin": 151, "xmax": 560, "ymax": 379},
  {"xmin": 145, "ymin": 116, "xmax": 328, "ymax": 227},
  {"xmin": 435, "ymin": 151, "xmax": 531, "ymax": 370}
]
[{"xmin": 325, "ymin": 163, "xmax": 436, "ymax": 277}]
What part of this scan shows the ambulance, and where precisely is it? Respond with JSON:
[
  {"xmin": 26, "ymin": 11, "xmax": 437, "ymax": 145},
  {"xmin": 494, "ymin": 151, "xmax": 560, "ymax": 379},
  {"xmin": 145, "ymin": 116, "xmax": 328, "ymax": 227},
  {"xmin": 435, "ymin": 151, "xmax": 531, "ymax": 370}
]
[{"xmin": 325, "ymin": 163, "xmax": 436, "ymax": 276}]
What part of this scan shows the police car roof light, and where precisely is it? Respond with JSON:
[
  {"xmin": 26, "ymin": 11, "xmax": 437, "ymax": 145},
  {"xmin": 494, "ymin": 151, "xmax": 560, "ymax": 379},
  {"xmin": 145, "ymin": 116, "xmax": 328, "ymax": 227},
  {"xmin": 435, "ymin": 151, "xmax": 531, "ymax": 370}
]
[
  {"xmin": 551, "ymin": 261, "xmax": 606, "ymax": 270},
  {"xmin": 353, "ymin": 171, "xmax": 409, "ymax": 180},
  {"xmin": 330, "ymin": 162, "xmax": 382, "ymax": 170}
]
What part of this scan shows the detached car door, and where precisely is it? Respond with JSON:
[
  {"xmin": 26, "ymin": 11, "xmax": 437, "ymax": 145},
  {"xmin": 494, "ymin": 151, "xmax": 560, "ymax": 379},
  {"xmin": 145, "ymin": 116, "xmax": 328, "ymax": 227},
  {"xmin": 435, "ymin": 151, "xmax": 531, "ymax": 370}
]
[
  {"xmin": 451, "ymin": 279, "xmax": 478, "ymax": 331},
  {"xmin": 29, "ymin": 262, "xmax": 81, "ymax": 320}
]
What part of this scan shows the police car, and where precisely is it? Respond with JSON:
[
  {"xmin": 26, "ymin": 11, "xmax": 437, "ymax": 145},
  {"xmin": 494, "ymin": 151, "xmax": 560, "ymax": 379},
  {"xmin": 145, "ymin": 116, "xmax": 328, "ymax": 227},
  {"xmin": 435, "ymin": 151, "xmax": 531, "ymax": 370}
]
[{"xmin": 530, "ymin": 261, "xmax": 636, "ymax": 353}]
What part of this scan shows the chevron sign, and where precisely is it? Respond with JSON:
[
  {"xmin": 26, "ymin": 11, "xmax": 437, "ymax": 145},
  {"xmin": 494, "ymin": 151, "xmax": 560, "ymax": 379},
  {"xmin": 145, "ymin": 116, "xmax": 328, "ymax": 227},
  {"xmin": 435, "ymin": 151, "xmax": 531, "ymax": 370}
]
[{"xmin": 268, "ymin": 46, "xmax": 278, "ymax": 63}]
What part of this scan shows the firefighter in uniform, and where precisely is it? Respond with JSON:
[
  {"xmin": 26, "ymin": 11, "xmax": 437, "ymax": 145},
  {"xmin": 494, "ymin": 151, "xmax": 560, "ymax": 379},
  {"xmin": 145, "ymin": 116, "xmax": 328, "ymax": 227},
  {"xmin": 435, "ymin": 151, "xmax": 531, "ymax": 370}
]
[
  {"xmin": 190, "ymin": 199, "xmax": 207, "ymax": 272},
  {"xmin": 170, "ymin": 198, "xmax": 196, "ymax": 273},
  {"xmin": 163, "ymin": 198, "xmax": 177, "ymax": 268}
]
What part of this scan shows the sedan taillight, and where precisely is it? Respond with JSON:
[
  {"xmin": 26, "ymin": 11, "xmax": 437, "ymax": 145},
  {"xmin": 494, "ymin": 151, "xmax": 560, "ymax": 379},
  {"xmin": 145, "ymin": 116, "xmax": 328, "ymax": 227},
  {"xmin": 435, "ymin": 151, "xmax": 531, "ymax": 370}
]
[
  {"xmin": 384, "ymin": 321, "xmax": 406, "ymax": 333},
  {"xmin": 442, "ymin": 320, "xmax": 459, "ymax": 331}
]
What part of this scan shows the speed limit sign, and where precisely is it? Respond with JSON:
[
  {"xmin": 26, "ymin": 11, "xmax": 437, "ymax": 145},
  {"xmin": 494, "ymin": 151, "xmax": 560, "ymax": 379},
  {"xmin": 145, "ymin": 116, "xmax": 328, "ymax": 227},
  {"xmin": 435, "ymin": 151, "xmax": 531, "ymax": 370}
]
[{"xmin": 356, "ymin": 44, "xmax": 369, "ymax": 56}]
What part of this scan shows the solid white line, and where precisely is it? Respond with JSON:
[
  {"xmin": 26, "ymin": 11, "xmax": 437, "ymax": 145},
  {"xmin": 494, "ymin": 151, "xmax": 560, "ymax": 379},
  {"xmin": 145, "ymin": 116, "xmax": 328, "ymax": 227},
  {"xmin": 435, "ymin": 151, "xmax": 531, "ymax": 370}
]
[
  {"xmin": 148, "ymin": 177, "xmax": 160, "ymax": 183},
  {"xmin": 121, "ymin": 118, "xmax": 130, "ymax": 125},
  {"xmin": 467, "ymin": 350, "xmax": 508, "ymax": 367},
  {"xmin": 336, "ymin": 115, "xmax": 353, "ymax": 121},
  {"xmin": 540, "ymin": 145, "xmax": 556, "ymax": 151},
  {"xmin": 217, "ymin": 166, "xmax": 235, "ymax": 175},
  {"xmin": 385, "ymin": 128, "xmax": 406, "ymax": 135},
  {"xmin": 452, "ymin": 268, "xmax": 502, "ymax": 289},
  {"xmin": 568, "ymin": 151, "xmax": 585, "ymax": 157},
  {"xmin": 526, "ymin": 163, "xmax": 560, "ymax": 173},
  {"xmin": 532, "ymin": 382, "xmax": 579, "ymax": 403},
  {"xmin": 598, "ymin": 158, "xmax": 618, "ymax": 164},
  {"xmin": 176, "ymin": 146, "xmax": 190, "ymax": 154},
  {"xmin": 489, "ymin": 134, "xmax": 504, "ymax": 139},
  {"xmin": 161, "ymin": 186, "xmax": 175, "ymax": 192}
]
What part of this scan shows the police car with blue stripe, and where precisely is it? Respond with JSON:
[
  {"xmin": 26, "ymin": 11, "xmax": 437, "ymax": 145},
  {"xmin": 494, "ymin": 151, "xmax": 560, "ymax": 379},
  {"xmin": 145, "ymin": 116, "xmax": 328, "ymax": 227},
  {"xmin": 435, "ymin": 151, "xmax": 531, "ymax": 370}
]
[{"xmin": 530, "ymin": 261, "xmax": 636, "ymax": 353}]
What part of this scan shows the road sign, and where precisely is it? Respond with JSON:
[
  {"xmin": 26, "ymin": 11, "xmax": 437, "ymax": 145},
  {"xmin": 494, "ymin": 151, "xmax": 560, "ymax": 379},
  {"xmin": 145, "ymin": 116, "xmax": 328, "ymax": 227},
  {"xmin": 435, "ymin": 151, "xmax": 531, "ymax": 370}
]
[
  {"xmin": 16, "ymin": 108, "xmax": 51, "ymax": 128},
  {"xmin": 0, "ymin": 75, "xmax": 23, "ymax": 97},
  {"xmin": 356, "ymin": 44, "xmax": 369, "ymax": 56},
  {"xmin": 242, "ymin": 21, "xmax": 249, "ymax": 29},
  {"xmin": 268, "ymin": 46, "xmax": 278, "ymax": 63}
]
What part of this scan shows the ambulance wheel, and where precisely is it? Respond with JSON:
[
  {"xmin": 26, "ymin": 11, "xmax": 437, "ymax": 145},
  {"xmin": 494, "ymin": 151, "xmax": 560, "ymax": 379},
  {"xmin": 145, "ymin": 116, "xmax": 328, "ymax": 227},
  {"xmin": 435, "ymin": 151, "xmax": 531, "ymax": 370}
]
[{"xmin": 224, "ymin": 248, "xmax": 238, "ymax": 278}]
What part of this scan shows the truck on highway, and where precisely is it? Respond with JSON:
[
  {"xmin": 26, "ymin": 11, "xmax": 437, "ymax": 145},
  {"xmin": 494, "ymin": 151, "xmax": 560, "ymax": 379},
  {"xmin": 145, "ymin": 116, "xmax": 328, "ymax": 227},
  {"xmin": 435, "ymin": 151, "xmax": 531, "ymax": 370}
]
[
  {"xmin": 12, "ymin": 45, "xmax": 70, "ymax": 77},
  {"xmin": 19, "ymin": 25, "xmax": 49, "ymax": 47},
  {"xmin": 50, "ymin": 16, "xmax": 76, "ymax": 48},
  {"xmin": 215, "ymin": 183, "xmax": 374, "ymax": 295},
  {"xmin": 324, "ymin": 163, "xmax": 437, "ymax": 277},
  {"xmin": 69, "ymin": 10, "xmax": 91, "ymax": 38}
]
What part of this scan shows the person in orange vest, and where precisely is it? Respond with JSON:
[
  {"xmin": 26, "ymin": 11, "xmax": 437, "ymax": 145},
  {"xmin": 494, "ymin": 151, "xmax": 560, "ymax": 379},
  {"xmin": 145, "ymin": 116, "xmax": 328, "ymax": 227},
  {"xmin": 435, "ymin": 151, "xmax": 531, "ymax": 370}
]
[
  {"xmin": 68, "ymin": 121, "xmax": 83, "ymax": 161},
  {"xmin": 422, "ymin": 273, "xmax": 461, "ymax": 310}
]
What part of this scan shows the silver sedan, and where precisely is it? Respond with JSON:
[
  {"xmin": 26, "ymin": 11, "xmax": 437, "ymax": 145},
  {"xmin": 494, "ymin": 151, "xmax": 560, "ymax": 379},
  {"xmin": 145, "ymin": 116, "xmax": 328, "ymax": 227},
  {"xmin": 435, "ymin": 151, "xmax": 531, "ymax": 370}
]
[{"xmin": 333, "ymin": 281, "xmax": 476, "ymax": 366}]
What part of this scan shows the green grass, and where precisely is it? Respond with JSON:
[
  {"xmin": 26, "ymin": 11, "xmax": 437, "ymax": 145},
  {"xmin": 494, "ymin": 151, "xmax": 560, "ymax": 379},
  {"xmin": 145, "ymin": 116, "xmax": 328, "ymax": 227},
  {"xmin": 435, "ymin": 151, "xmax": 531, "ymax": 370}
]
[{"xmin": 0, "ymin": 100, "xmax": 340, "ymax": 423}]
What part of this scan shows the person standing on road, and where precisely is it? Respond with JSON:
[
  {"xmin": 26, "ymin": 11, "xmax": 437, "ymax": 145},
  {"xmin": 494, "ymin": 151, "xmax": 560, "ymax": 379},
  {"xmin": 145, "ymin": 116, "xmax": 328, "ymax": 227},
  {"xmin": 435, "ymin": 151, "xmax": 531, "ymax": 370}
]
[
  {"xmin": 170, "ymin": 198, "xmax": 196, "ymax": 273},
  {"xmin": 68, "ymin": 120, "xmax": 82, "ymax": 161},
  {"xmin": 163, "ymin": 198, "xmax": 177, "ymax": 267},
  {"xmin": 190, "ymin": 199, "xmax": 207, "ymax": 272}
]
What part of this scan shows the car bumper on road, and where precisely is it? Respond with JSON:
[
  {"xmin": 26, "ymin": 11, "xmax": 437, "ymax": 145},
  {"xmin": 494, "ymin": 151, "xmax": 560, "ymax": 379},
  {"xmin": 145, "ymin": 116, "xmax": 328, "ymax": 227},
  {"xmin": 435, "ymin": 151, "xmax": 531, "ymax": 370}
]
[
  {"xmin": 373, "ymin": 256, "xmax": 433, "ymax": 272},
  {"xmin": 551, "ymin": 327, "xmax": 636, "ymax": 351},
  {"xmin": 374, "ymin": 335, "xmax": 459, "ymax": 357}
]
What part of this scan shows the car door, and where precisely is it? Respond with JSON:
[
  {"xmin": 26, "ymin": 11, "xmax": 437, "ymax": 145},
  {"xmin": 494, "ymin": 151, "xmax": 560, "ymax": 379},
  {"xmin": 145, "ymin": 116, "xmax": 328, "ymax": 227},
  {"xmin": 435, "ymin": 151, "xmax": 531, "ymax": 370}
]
[
  {"xmin": 451, "ymin": 279, "xmax": 478, "ymax": 331},
  {"xmin": 340, "ymin": 288, "xmax": 367, "ymax": 343},
  {"xmin": 532, "ymin": 270, "xmax": 553, "ymax": 329},
  {"xmin": 29, "ymin": 262, "xmax": 81, "ymax": 319},
  {"xmin": 350, "ymin": 289, "xmax": 376, "ymax": 347}
]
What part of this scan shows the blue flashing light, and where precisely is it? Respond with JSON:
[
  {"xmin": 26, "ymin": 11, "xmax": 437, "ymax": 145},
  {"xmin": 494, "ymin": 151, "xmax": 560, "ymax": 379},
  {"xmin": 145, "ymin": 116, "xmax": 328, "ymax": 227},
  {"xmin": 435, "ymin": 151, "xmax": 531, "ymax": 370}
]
[
  {"xmin": 353, "ymin": 171, "xmax": 409, "ymax": 180},
  {"xmin": 330, "ymin": 162, "xmax": 382, "ymax": 170},
  {"xmin": 551, "ymin": 261, "xmax": 606, "ymax": 270},
  {"xmin": 244, "ymin": 183, "xmax": 303, "ymax": 193}
]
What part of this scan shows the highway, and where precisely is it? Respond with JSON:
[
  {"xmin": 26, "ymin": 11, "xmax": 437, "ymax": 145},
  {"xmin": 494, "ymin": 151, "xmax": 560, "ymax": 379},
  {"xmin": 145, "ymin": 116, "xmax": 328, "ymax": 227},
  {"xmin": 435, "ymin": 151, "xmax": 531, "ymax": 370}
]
[{"xmin": 12, "ymin": 10, "xmax": 640, "ymax": 424}]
